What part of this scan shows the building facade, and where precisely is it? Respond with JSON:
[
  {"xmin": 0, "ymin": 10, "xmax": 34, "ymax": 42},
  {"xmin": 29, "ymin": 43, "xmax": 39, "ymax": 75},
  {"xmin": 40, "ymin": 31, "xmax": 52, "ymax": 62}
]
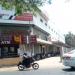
[{"xmin": 0, "ymin": 10, "xmax": 66, "ymax": 66}]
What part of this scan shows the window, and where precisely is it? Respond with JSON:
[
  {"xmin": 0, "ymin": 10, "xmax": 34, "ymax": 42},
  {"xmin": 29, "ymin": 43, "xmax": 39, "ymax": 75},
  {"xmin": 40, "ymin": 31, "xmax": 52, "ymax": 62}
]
[
  {"xmin": 45, "ymin": 36, "xmax": 48, "ymax": 41},
  {"xmin": 1, "ymin": 47, "xmax": 8, "ymax": 57},
  {"xmin": 51, "ymin": 29, "xmax": 53, "ymax": 31},
  {"xmin": 49, "ymin": 26, "xmax": 50, "ymax": 29},
  {"xmin": 10, "ymin": 47, "xmax": 14, "ymax": 52},
  {"xmin": 9, "ymin": 47, "xmax": 18, "ymax": 57},
  {"xmin": 0, "ymin": 45, "xmax": 18, "ymax": 58},
  {"xmin": 53, "ymin": 30, "xmax": 55, "ymax": 33},
  {"xmin": 0, "ymin": 15, "xmax": 2, "ymax": 19},
  {"xmin": 40, "ymin": 19, "xmax": 43, "ymax": 23},
  {"xmin": 45, "ymin": 23, "xmax": 47, "ymax": 26}
]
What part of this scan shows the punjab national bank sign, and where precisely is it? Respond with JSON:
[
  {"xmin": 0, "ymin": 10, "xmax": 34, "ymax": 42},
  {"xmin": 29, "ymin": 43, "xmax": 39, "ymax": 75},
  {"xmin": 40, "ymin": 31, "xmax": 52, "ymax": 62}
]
[
  {"xmin": 13, "ymin": 35, "xmax": 37, "ymax": 44},
  {"xmin": 13, "ymin": 35, "xmax": 22, "ymax": 44},
  {"xmin": 23, "ymin": 35, "xmax": 37, "ymax": 44},
  {"xmin": 0, "ymin": 35, "xmax": 11, "ymax": 44},
  {"xmin": 0, "ymin": 35, "xmax": 23, "ymax": 44},
  {"xmin": 0, "ymin": 35, "xmax": 37, "ymax": 44},
  {"xmin": 29, "ymin": 35, "xmax": 37, "ymax": 44}
]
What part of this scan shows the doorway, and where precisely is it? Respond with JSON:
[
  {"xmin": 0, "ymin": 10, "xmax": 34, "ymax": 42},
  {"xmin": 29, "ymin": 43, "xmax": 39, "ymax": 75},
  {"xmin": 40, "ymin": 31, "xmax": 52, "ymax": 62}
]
[{"xmin": 0, "ymin": 44, "xmax": 19, "ymax": 58}]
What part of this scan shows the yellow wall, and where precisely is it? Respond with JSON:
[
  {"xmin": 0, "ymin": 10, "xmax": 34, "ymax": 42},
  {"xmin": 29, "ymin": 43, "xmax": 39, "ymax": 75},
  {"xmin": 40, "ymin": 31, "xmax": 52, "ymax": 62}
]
[{"xmin": 0, "ymin": 57, "xmax": 20, "ymax": 66}]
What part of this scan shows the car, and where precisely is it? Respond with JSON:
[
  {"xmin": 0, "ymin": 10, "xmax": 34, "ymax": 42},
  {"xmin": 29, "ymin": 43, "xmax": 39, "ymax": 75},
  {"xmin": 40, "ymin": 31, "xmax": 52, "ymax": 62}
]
[{"xmin": 62, "ymin": 49, "xmax": 75, "ymax": 68}]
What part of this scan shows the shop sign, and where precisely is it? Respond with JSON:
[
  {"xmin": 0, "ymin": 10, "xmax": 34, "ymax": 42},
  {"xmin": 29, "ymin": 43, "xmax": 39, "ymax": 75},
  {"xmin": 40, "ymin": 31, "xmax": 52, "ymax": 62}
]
[
  {"xmin": 13, "ymin": 35, "xmax": 22, "ymax": 44},
  {"xmin": 29, "ymin": 35, "xmax": 37, "ymax": 44},
  {"xmin": 23, "ymin": 35, "xmax": 37, "ymax": 44},
  {"xmin": 1, "ymin": 41, "xmax": 11, "ymax": 44},
  {"xmin": 23, "ymin": 36, "xmax": 27, "ymax": 44},
  {"xmin": 0, "ymin": 35, "xmax": 11, "ymax": 44}
]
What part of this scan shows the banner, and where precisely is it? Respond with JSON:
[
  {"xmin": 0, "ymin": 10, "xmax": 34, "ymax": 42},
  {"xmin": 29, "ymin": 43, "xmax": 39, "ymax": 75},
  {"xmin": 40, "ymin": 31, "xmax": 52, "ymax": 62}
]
[{"xmin": 13, "ymin": 35, "xmax": 22, "ymax": 44}]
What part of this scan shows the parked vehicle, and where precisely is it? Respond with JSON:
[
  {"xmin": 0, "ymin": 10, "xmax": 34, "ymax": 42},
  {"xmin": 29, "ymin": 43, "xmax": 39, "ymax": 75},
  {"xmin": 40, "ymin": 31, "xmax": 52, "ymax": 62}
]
[
  {"xmin": 62, "ymin": 49, "xmax": 75, "ymax": 68},
  {"xmin": 45, "ymin": 52, "xmax": 51, "ymax": 58},
  {"xmin": 18, "ymin": 56, "xmax": 39, "ymax": 71},
  {"xmin": 33, "ymin": 53, "xmax": 46, "ymax": 60},
  {"xmin": 33, "ymin": 52, "xmax": 52, "ymax": 60}
]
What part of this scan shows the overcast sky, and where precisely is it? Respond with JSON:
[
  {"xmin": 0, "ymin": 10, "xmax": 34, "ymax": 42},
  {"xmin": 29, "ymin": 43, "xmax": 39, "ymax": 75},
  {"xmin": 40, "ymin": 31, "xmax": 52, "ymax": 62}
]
[
  {"xmin": 41, "ymin": 0, "xmax": 75, "ymax": 34},
  {"xmin": 0, "ymin": 0, "xmax": 75, "ymax": 35}
]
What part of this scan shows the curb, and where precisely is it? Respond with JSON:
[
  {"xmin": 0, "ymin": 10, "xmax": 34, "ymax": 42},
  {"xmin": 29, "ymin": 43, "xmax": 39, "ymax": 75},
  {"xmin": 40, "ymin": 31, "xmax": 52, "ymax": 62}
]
[{"xmin": 0, "ymin": 66, "xmax": 18, "ymax": 72}]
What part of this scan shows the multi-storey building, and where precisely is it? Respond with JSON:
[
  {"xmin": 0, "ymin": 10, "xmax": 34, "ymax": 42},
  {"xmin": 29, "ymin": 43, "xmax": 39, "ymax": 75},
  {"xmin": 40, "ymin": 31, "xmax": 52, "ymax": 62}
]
[{"xmin": 0, "ymin": 8, "xmax": 66, "ymax": 66}]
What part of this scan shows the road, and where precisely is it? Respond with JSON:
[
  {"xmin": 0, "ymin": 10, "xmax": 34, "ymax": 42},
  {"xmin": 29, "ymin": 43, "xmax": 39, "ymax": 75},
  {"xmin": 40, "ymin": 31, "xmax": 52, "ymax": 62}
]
[{"xmin": 0, "ymin": 57, "xmax": 75, "ymax": 75}]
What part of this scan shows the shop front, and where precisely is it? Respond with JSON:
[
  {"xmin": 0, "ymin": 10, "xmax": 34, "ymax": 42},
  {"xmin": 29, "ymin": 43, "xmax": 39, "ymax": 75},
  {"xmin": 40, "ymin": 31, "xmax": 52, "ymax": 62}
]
[
  {"xmin": 0, "ymin": 44, "xmax": 19, "ymax": 58},
  {"xmin": 0, "ymin": 25, "xmax": 31, "ymax": 66}
]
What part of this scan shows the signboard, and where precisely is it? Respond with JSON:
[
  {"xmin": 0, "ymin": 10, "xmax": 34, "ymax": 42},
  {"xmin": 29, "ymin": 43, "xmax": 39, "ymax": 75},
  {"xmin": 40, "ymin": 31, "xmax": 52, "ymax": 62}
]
[
  {"xmin": 23, "ymin": 36, "xmax": 27, "ymax": 44},
  {"xmin": 0, "ymin": 35, "xmax": 11, "ymax": 44},
  {"xmin": 0, "ymin": 35, "xmax": 37, "ymax": 44},
  {"xmin": 14, "ymin": 13, "xmax": 33, "ymax": 21},
  {"xmin": 1, "ymin": 41, "xmax": 10, "ymax": 44},
  {"xmin": 29, "ymin": 35, "xmax": 37, "ymax": 44},
  {"xmin": 13, "ymin": 35, "xmax": 22, "ymax": 44},
  {"xmin": 23, "ymin": 35, "xmax": 37, "ymax": 44}
]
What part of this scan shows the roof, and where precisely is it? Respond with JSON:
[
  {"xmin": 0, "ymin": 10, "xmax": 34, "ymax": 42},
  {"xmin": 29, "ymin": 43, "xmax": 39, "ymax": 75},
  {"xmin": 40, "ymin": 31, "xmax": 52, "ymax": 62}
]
[
  {"xmin": 37, "ymin": 38, "xmax": 52, "ymax": 45},
  {"xmin": 14, "ymin": 13, "xmax": 33, "ymax": 21},
  {"xmin": 0, "ymin": 19, "xmax": 33, "ymax": 25},
  {"xmin": 52, "ymin": 41, "xmax": 71, "ymax": 48}
]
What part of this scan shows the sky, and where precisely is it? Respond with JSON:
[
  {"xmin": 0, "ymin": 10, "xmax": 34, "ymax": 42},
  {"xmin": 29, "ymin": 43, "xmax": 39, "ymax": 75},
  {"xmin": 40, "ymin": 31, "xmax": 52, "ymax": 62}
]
[
  {"xmin": 41, "ymin": 0, "xmax": 75, "ymax": 34},
  {"xmin": 0, "ymin": 0, "xmax": 75, "ymax": 35}
]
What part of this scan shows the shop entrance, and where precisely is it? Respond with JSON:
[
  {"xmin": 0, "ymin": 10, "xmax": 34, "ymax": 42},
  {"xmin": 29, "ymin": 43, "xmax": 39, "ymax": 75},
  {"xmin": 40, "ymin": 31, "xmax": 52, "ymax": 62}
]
[
  {"xmin": 0, "ymin": 44, "xmax": 19, "ymax": 58},
  {"xmin": 40, "ymin": 45, "xmax": 46, "ymax": 54}
]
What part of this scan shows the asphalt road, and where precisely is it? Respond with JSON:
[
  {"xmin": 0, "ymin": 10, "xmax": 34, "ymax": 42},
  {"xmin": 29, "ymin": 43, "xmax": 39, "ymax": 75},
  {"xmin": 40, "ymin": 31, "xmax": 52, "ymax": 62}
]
[{"xmin": 0, "ymin": 57, "xmax": 75, "ymax": 75}]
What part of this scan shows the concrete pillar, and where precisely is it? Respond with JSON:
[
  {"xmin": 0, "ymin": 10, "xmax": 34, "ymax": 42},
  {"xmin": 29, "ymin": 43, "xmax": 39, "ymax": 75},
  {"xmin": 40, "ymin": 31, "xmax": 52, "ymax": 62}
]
[
  {"xmin": 30, "ymin": 27, "xmax": 34, "ymax": 35},
  {"xmin": 32, "ymin": 44, "xmax": 34, "ymax": 56},
  {"xmin": 60, "ymin": 46, "xmax": 64, "ymax": 62}
]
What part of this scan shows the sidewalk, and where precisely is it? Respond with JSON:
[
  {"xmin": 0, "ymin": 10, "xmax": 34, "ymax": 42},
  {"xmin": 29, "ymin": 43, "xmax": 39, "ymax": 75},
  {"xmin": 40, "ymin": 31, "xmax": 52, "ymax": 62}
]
[
  {"xmin": 0, "ymin": 66, "xmax": 18, "ymax": 72},
  {"xmin": 0, "ymin": 57, "xmax": 62, "ymax": 72}
]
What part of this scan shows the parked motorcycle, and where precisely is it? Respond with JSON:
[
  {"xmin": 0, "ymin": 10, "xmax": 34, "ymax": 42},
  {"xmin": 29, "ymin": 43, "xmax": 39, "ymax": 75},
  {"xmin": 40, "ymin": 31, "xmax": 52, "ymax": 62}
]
[{"xmin": 18, "ymin": 57, "xmax": 39, "ymax": 71}]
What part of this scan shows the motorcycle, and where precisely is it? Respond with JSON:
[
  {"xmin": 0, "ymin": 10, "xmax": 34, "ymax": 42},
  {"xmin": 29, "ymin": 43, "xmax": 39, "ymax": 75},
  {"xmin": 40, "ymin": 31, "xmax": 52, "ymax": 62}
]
[{"xmin": 18, "ymin": 57, "xmax": 39, "ymax": 71}]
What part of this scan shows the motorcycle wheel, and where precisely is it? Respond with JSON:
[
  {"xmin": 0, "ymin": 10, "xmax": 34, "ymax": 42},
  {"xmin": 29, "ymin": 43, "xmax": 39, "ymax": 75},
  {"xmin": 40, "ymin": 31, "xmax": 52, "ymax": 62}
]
[
  {"xmin": 32, "ymin": 63, "xmax": 39, "ymax": 70},
  {"xmin": 18, "ymin": 64, "xmax": 24, "ymax": 71}
]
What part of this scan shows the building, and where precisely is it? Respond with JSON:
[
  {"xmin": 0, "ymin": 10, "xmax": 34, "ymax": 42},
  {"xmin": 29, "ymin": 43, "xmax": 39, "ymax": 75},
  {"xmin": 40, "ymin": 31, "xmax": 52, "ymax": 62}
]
[
  {"xmin": 0, "ymin": 11, "xmax": 52, "ymax": 66},
  {"xmin": 0, "ymin": 9, "xmax": 66, "ymax": 66},
  {"xmin": 47, "ymin": 22, "xmax": 65, "ymax": 56}
]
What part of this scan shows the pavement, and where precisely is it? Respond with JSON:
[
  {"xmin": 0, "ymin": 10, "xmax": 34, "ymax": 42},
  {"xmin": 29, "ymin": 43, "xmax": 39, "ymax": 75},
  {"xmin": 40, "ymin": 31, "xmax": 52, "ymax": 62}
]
[
  {"xmin": 0, "ymin": 66, "xmax": 18, "ymax": 72},
  {"xmin": 0, "ymin": 56, "xmax": 63, "ymax": 72}
]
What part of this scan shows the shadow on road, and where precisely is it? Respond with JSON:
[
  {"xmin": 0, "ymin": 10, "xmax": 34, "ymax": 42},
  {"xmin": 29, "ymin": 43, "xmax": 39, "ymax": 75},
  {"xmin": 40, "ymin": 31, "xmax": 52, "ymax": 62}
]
[
  {"xmin": 17, "ymin": 68, "xmax": 38, "ymax": 71},
  {"xmin": 62, "ymin": 67, "xmax": 75, "ymax": 72}
]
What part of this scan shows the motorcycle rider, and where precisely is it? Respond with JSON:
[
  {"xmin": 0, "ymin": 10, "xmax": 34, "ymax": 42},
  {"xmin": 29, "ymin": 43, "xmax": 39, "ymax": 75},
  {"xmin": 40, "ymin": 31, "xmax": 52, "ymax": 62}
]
[
  {"xmin": 22, "ymin": 53, "xmax": 34, "ymax": 67},
  {"xmin": 18, "ymin": 47, "xmax": 25, "ymax": 62}
]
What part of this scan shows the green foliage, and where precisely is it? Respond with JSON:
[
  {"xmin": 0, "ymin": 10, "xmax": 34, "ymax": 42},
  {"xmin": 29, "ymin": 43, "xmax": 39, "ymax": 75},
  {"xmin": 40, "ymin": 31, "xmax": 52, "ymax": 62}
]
[
  {"xmin": 0, "ymin": 0, "xmax": 51, "ymax": 15},
  {"xmin": 65, "ymin": 32, "xmax": 75, "ymax": 47}
]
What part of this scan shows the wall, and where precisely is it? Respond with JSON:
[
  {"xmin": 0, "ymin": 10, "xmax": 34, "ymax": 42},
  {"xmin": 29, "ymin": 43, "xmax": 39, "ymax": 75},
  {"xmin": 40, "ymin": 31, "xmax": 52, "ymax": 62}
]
[
  {"xmin": 33, "ymin": 27, "xmax": 49, "ymax": 41},
  {"xmin": 33, "ymin": 13, "xmax": 50, "ymax": 34},
  {"xmin": 49, "ymin": 24, "xmax": 65, "ymax": 43},
  {"xmin": 0, "ymin": 57, "xmax": 19, "ymax": 66},
  {"xmin": 33, "ymin": 13, "xmax": 65, "ymax": 43}
]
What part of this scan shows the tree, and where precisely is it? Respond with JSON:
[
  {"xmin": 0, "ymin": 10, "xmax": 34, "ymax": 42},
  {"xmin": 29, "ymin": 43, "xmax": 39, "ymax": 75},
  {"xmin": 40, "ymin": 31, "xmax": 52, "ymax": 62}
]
[
  {"xmin": 0, "ymin": 0, "xmax": 51, "ymax": 15},
  {"xmin": 65, "ymin": 32, "xmax": 75, "ymax": 47}
]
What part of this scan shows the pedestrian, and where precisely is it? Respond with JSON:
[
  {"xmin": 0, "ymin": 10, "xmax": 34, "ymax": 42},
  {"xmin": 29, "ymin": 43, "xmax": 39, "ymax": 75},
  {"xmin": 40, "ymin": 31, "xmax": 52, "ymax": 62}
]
[
  {"xmin": 60, "ymin": 48, "xmax": 64, "ymax": 62},
  {"xmin": 18, "ymin": 47, "xmax": 25, "ymax": 62}
]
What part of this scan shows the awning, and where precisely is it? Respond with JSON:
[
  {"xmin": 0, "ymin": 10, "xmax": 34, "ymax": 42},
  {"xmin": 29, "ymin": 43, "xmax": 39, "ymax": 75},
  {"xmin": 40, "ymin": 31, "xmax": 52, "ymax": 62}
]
[
  {"xmin": 0, "ymin": 19, "xmax": 33, "ymax": 25},
  {"xmin": 52, "ymin": 41, "xmax": 70, "ymax": 48},
  {"xmin": 37, "ymin": 38, "xmax": 52, "ymax": 45}
]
